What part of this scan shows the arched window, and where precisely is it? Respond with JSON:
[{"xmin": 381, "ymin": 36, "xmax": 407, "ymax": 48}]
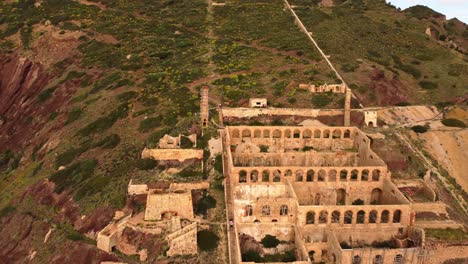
[
  {"xmin": 393, "ymin": 210, "xmax": 402, "ymax": 223},
  {"xmin": 262, "ymin": 170, "xmax": 270, "ymax": 182},
  {"xmin": 284, "ymin": 129, "xmax": 292, "ymax": 138},
  {"xmin": 280, "ymin": 205, "xmax": 288, "ymax": 216},
  {"xmin": 295, "ymin": 170, "xmax": 303, "ymax": 182},
  {"xmin": 371, "ymin": 188, "xmax": 382, "ymax": 204},
  {"xmin": 262, "ymin": 205, "xmax": 270, "ymax": 216},
  {"xmin": 273, "ymin": 129, "xmax": 281, "ymax": 138},
  {"xmin": 331, "ymin": 211, "xmax": 340, "ymax": 223},
  {"xmin": 369, "ymin": 210, "xmax": 378, "ymax": 223},
  {"xmin": 381, "ymin": 210, "xmax": 390, "ymax": 223},
  {"xmin": 336, "ymin": 189, "xmax": 346, "ymax": 205},
  {"xmin": 306, "ymin": 211, "xmax": 315, "ymax": 224},
  {"xmin": 306, "ymin": 169, "xmax": 314, "ymax": 182},
  {"xmin": 285, "ymin": 169, "xmax": 293, "ymax": 177},
  {"xmin": 361, "ymin": 169, "xmax": 369, "ymax": 181},
  {"xmin": 239, "ymin": 170, "xmax": 247, "ymax": 183},
  {"xmin": 254, "ymin": 129, "xmax": 261, "ymax": 138},
  {"xmin": 318, "ymin": 170, "xmax": 326, "ymax": 182},
  {"xmin": 242, "ymin": 129, "xmax": 251, "ymax": 138},
  {"xmin": 303, "ymin": 129, "xmax": 312, "ymax": 138},
  {"xmin": 293, "ymin": 129, "xmax": 301, "ymax": 138},
  {"xmin": 344, "ymin": 129, "xmax": 351, "ymax": 138},
  {"xmin": 352, "ymin": 255, "xmax": 362, "ymax": 264},
  {"xmin": 340, "ymin": 169, "xmax": 348, "ymax": 181},
  {"xmin": 245, "ymin": 205, "xmax": 253, "ymax": 216},
  {"xmin": 394, "ymin": 254, "xmax": 403, "ymax": 264},
  {"xmin": 372, "ymin": 169, "xmax": 381, "ymax": 181},
  {"xmin": 357, "ymin": 210, "xmax": 365, "ymax": 224},
  {"xmin": 344, "ymin": 211, "xmax": 353, "ymax": 224},
  {"xmin": 333, "ymin": 129, "xmax": 341, "ymax": 139},
  {"xmin": 263, "ymin": 129, "xmax": 270, "ymax": 138},
  {"xmin": 314, "ymin": 194, "xmax": 321, "ymax": 205},
  {"xmin": 314, "ymin": 129, "xmax": 321, "ymax": 138},
  {"xmin": 323, "ymin": 129, "xmax": 330, "ymax": 138},
  {"xmin": 250, "ymin": 170, "xmax": 259, "ymax": 183},
  {"xmin": 319, "ymin": 210, "xmax": 328, "ymax": 224},
  {"xmin": 351, "ymin": 169, "xmax": 358, "ymax": 181},
  {"xmin": 373, "ymin": 255, "xmax": 383, "ymax": 264},
  {"xmin": 273, "ymin": 170, "xmax": 281, "ymax": 182}
]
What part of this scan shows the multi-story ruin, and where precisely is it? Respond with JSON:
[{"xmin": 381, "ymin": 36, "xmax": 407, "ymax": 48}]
[{"xmin": 222, "ymin": 125, "xmax": 429, "ymax": 263}]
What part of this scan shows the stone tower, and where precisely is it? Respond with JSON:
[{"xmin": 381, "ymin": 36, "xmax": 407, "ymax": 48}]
[
  {"xmin": 200, "ymin": 85, "xmax": 209, "ymax": 129},
  {"xmin": 344, "ymin": 87, "xmax": 351, "ymax": 126}
]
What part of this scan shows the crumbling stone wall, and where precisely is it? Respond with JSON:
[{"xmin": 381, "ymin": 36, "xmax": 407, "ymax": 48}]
[
  {"xmin": 166, "ymin": 222, "xmax": 198, "ymax": 257},
  {"xmin": 144, "ymin": 191, "xmax": 194, "ymax": 221},
  {"xmin": 141, "ymin": 148, "xmax": 203, "ymax": 163}
]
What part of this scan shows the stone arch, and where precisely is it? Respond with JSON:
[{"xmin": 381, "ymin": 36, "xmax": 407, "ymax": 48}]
[
  {"xmin": 242, "ymin": 129, "xmax": 251, "ymax": 138},
  {"xmin": 273, "ymin": 129, "xmax": 281, "ymax": 138},
  {"xmin": 373, "ymin": 255, "xmax": 383, "ymax": 264},
  {"xmin": 306, "ymin": 211, "xmax": 315, "ymax": 224},
  {"xmin": 318, "ymin": 170, "xmax": 326, "ymax": 182},
  {"xmin": 353, "ymin": 255, "xmax": 362, "ymax": 264},
  {"xmin": 254, "ymin": 219, "xmax": 260, "ymax": 223},
  {"xmin": 314, "ymin": 129, "xmax": 321, "ymax": 138},
  {"xmin": 340, "ymin": 169, "xmax": 348, "ymax": 181},
  {"xmin": 323, "ymin": 129, "xmax": 330, "ymax": 138},
  {"xmin": 351, "ymin": 169, "xmax": 359, "ymax": 181},
  {"xmin": 295, "ymin": 170, "xmax": 304, "ymax": 182},
  {"xmin": 371, "ymin": 188, "xmax": 383, "ymax": 204},
  {"xmin": 372, "ymin": 169, "xmax": 381, "ymax": 181},
  {"xmin": 319, "ymin": 210, "xmax": 328, "ymax": 224},
  {"xmin": 262, "ymin": 170, "xmax": 270, "ymax": 182},
  {"xmin": 361, "ymin": 169, "xmax": 369, "ymax": 181},
  {"xmin": 303, "ymin": 129, "xmax": 312, "ymax": 138},
  {"xmin": 306, "ymin": 169, "xmax": 314, "ymax": 182},
  {"xmin": 263, "ymin": 129, "xmax": 270, "ymax": 138},
  {"xmin": 331, "ymin": 211, "xmax": 340, "ymax": 223},
  {"xmin": 280, "ymin": 205, "xmax": 288, "ymax": 216},
  {"xmin": 393, "ymin": 210, "xmax": 402, "ymax": 223},
  {"xmin": 293, "ymin": 129, "xmax": 301, "ymax": 138},
  {"xmin": 271, "ymin": 219, "xmax": 278, "ymax": 222},
  {"xmin": 253, "ymin": 129, "xmax": 261, "ymax": 138},
  {"xmin": 245, "ymin": 205, "xmax": 253, "ymax": 216},
  {"xmin": 381, "ymin": 210, "xmax": 390, "ymax": 223},
  {"xmin": 333, "ymin": 129, "xmax": 342, "ymax": 139},
  {"xmin": 239, "ymin": 170, "xmax": 247, "ymax": 183},
  {"xmin": 357, "ymin": 210, "xmax": 365, "ymax": 224},
  {"xmin": 273, "ymin": 170, "xmax": 281, "ymax": 182},
  {"xmin": 336, "ymin": 188, "xmax": 346, "ymax": 205},
  {"xmin": 250, "ymin": 170, "xmax": 259, "ymax": 183},
  {"xmin": 329, "ymin": 169, "xmax": 337, "ymax": 181},
  {"xmin": 344, "ymin": 129, "xmax": 351, "ymax": 138},
  {"xmin": 285, "ymin": 169, "xmax": 293, "ymax": 177},
  {"xmin": 262, "ymin": 205, "xmax": 270, "ymax": 216},
  {"xmin": 284, "ymin": 129, "xmax": 292, "ymax": 138},
  {"xmin": 309, "ymin": 251, "xmax": 316, "ymax": 262},
  {"xmin": 394, "ymin": 254, "xmax": 403, "ymax": 264},
  {"xmin": 344, "ymin": 210, "xmax": 353, "ymax": 224},
  {"xmin": 232, "ymin": 129, "xmax": 240, "ymax": 138},
  {"xmin": 369, "ymin": 210, "xmax": 378, "ymax": 223}
]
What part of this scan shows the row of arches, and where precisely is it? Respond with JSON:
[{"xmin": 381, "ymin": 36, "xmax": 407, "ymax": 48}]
[
  {"xmin": 349, "ymin": 253, "xmax": 404, "ymax": 264},
  {"xmin": 305, "ymin": 209, "xmax": 402, "ymax": 225},
  {"xmin": 237, "ymin": 168, "xmax": 383, "ymax": 183},
  {"xmin": 244, "ymin": 205, "xmax": 289, "ymax": 217},
  {"xmin": 230, "ymin": 127, "xmax": 354, "ymax": 140}
]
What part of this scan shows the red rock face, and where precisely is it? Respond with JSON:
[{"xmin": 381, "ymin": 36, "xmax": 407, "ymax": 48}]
[{"xmin": 0, "ymin": 54, "xmax": 79, "ymax": 152}]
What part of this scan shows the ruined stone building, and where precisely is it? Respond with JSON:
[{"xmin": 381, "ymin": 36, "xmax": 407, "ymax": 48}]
[{"xmin": 223, "ymin": 126, "xmax": 430, "ymax": 264}]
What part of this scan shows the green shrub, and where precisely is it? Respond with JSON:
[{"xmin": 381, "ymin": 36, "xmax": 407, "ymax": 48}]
[
  {"xmin": 55, "ymin": 140, "xmax": 92, "ymax": 167},
  {"xmin": 242, "ymin": 251, "xmax": 262, "ymax": 262},
  {"xmin": 36, "ymin": 87, "xmax": 57, "ymax": 103},
  {"xmin": 0, "ymin": 205, "xmax": 16, "ymax": 217},
  {"xmin": 271, "ymin": 119, "xmax": 283, "ymax": 126},
  {"xmin": 411, "ymin": 125, "xmax": 429, "ymax": 133},
  {"xmin": 65, "ymin": 107, "xmax": 83, "ymax": 125},
  {"xmin": 197, "ymin": 230, "xmax": 219, "ymax": 251},
  {"xmin": 261, "ymin": 235, "xmax": 280, "ymax": 248},
  {"xmin": 136, "ymin": 158, "xmax": 158, "ymax": 170},
  {"xmin": 93, "ymin": 134, "xmax": 121, "ymax": 149},
  {"xmin": 180, "ymin": 136, "xmax": 193, "ymax": 148},
  {"xmin": 195, "ymin": 192, "xmax": 217, "ymax": 215},
  {"xmin": 442, "ymin": 118, "xmax": 466, "ymax": 128},
  {"xmin": 77, "ymin": 103, "xmax": 129, "ymax": 137},
  {"xmin": 117, "ymin": 91, "xmax": 138, "ymax": 102},
  {"xmin": 260, "ymin": 145, "xmax": 269, "ymax": 153},
  {"xmin": 49, "ymin": 159, "xmax": 98, "ymax": 192},
  {"xmin": 419, "ymin": 81, "xmax": 438, "ymax": 90},
  {"xmin": 311, "ymin": 93, "xmax": 333, "ymax": 108},
  {"xmin": 425, "ymin": 228, "xmax": 468, "ymax": 241},
  {"xmin": 139, "ymin": 116, "xmax": 162, "ymax": 133},
  {"xmin": 213, "ymin": 154, "xmax": 223, "ymax": 173}
]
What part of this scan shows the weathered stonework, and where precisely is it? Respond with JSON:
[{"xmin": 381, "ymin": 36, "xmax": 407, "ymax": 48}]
[
  {"xmin": 298, "ymin": 83, "xmax": 346, "ymax": 93},
  {"xmin": 249, "ymin": 98, "xmax": 267, "ymax": 108},
  {"xmin": 364, "ymin": 110, "xmax": 377, "ymax": 127},
  {"xmin": 141, "ymin": 148, "xmax": 203, "ymax": 163},
  {"xmin": 166, "ymin": 222, "xmax": 198, "ymax": 257},
  {"xmin": 144, "ymin": 190, "xmax": 194, "ymax": 221}
]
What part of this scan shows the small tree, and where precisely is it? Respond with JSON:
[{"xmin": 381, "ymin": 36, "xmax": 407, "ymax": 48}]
[
  {"xmin": 261, "ymin": 235, "xmax": 280, "ymax": 248},
  {"xmin": 411, "ymin": 125, "xmax": 428, "ymax": 133}
]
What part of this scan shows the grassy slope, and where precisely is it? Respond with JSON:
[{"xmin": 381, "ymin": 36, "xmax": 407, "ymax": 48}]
[{"xmin": 292, "ymin": 0, "xmax": 467, "ymax": 105}]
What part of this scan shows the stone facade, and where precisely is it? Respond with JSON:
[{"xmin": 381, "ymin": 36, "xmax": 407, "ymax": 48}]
[
  {"xmin": 166, "ymin": 222, "xmax": 198, "ymax": 257},
  {"xmin": 364, "ymin": 110, "xmax": 377, "ymax": 127},
  {"xmin": 144, "ymin": 190, "xmax": 194, "ymax": 221},
  {"xmin": 201, "ymin": 85, "xmax": 209, "ymax": 128},
  {"xmin": 222, "ymin": 125, "xmax": 432, "ymax": 263},
  {"xmin": 141, "ymin": 148, "xmax": 203, "ymax": 163},
  {"xmin": 298, "ymin": 83, "xmax": 346, "ymax": 93}
]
